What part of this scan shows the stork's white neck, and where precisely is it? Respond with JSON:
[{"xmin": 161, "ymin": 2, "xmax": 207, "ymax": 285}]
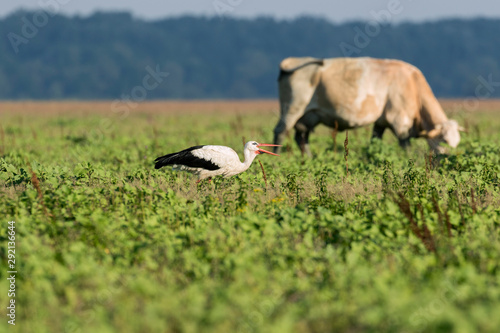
[
  {"xmin": 230, "ymin": 147, "xmax": 258, "ymax": 174},
  {"xmin": 244, "ymin": 148, "xmax": 259, "ymax": 165}
]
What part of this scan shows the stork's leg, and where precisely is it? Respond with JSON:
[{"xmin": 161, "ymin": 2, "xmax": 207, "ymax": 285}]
[{"xmin": 196, "ymin": 177, "xmax": 212, "ymax": 185}]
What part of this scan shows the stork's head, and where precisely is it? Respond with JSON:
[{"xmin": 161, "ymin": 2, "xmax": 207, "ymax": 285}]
[
  {"xmin": 245, "ymin": 141, "xmax": 281, "ymax": 156},
  {"xmin": 421, "ymin": 120, "xmax": 465, "ymax": 153}
]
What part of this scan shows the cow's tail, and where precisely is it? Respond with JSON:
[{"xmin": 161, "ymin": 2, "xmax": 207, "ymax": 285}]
[{"xmin": 278, "ymin": 57, "xmax": 324, "ymax": 81}]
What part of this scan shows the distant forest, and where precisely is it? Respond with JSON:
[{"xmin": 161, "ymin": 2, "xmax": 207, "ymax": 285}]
[{"xmin": 1, "ymin": 11, "xmax": 500, "ymax": 99}]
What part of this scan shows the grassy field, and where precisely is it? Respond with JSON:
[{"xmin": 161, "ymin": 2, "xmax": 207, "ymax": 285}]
[{"xmin": 1, "ymin": 100, "xmax": 499, "ymax": 333}]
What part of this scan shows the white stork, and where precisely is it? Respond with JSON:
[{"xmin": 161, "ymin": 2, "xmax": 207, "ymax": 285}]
[{"xmin": 154, "ymin": 141, "xmax": 281, "ymax": 182}]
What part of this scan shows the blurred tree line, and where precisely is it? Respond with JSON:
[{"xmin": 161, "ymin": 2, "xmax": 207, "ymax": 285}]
[{"xmin": 0, "ymin": 11, "xmax": 499, "ymax": 99}]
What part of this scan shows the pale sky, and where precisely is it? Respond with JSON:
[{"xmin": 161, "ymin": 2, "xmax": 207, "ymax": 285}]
[{"xmin": 2, "ymin": 0, "xmax": 500, "ymax": 22}]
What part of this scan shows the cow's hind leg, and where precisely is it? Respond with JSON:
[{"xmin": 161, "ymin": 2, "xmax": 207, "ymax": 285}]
[
  {"xmin": 294, "ymin": 111, "xmax": 320, "ymax": 157},
  {"xmin": 273, "ymin": 102, "xmax": 311, "ymax": 153},
  {"xmin": 294, "ymin": 124, "xmax": 311, "ymax": 157}
]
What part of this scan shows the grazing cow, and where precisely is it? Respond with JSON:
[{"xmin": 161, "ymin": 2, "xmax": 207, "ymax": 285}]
[{"xmin": 273, "ymin": 57, "xmax": 464, "ymax": 155}]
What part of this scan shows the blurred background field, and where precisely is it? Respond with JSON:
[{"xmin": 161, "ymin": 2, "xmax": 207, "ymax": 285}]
[
  {"xmin": 1, "ymin": 100, "xmax": 499, "ymax": 333},
  {"xmin": 1, "ymin": 13, "xmax": 500, "ymax": 100}
]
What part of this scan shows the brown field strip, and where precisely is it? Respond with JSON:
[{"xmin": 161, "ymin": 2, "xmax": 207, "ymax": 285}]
[
  {"xmin": 0, "ymin": 99, "xmax": 499, "ymax": 117},
  {"xmin": 0, "ymin": 100, "xmax": 279, "ymax": 116}
]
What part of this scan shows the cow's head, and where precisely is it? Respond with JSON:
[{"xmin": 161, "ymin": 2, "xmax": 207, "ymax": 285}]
[{"xmin": 421, "ymin": 120, "xmax": 465, "ymax": 153}]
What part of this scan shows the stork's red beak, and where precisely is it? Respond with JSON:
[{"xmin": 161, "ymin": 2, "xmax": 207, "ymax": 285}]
[{"xmin": 257, "ymin": 143, "xmax": 281, "ymax": 156}]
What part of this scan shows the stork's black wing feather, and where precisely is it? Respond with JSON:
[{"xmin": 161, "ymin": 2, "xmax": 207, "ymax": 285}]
[{"xmin": 154, "ymin": 145, "xmax": 221, "ymax": 170}]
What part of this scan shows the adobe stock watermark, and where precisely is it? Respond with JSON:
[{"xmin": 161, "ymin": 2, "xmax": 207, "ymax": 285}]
[
  {"xmin": 409, "ymin": 278, "xmax": 464, "ymax": 332},
  {"xmin": 6, "ymin": 221, "xmax": 17, "ymax": 326},
  {"xmin": 213, "ymin": 0, "xmax": 243, "ymax": 18},
  {"xmin": 87, "ymin": 64, "xmax": 170, "ymax": 144},
  {"xmin": 7, "ymin": 0, "xmax": 73, "ymax": 54},
  {"xmin": 66, "ymin": 64, "xmax": 169, "ymax": 166},
  {"xmin": 236, "ymin": 276, "xmax": 286, "ymax": 333},
  {"xmin": 340, "ymin": 0, "xmax": 413, "ymax": 56},
  {"xmin": 449, "ymin": 74, "xmax": 500, "ymax": 116},
  {"xmin": 64, "ymin": 275, "xmax": 129, "ymax": 333},
  {"xmin": 237, "ymin": 292, "xmax": 283, "ymax": 333},
  {"xmin": 443, "ymin": 72, "xmax": 500, "ymax": 138}
]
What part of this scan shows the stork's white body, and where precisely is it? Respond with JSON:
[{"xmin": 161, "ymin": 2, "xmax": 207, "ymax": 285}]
[
  {"xmin": 173, "ymin": 145, "xmax": 255, "ymax": 180},
  {"xmin": 154, "ymin": 141, "xmax": 280, "ymax": 181}
]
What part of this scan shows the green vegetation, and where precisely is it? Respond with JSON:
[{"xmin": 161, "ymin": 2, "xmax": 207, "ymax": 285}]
[
  {"xmin": 1, "ymin": 12, "xmax": 500, "ymax": 99},
  {"xmin": 1, "ymin": 103, "xmax": 499, "ymax": 332}
]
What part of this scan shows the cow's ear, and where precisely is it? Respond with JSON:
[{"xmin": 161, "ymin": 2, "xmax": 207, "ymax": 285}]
[{"xmin": 458, "ymin": 126, "xmax": 467, "ymax": 133}]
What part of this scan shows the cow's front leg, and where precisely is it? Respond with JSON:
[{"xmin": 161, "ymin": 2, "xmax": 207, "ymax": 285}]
[
  {"xmin": 273, "ymin": 119, "xmax": 287, "ymax": 153},
  {"xmin": 372, "ymin": 123, "xmax": 386, "ymax": 139},
  {"xmin": 389, "ymin": 116, "xmax": 414, "ymax": 150},
  {"xmin": 398, "ymin": 137, "xmax": 411, "ymax": 148}
]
